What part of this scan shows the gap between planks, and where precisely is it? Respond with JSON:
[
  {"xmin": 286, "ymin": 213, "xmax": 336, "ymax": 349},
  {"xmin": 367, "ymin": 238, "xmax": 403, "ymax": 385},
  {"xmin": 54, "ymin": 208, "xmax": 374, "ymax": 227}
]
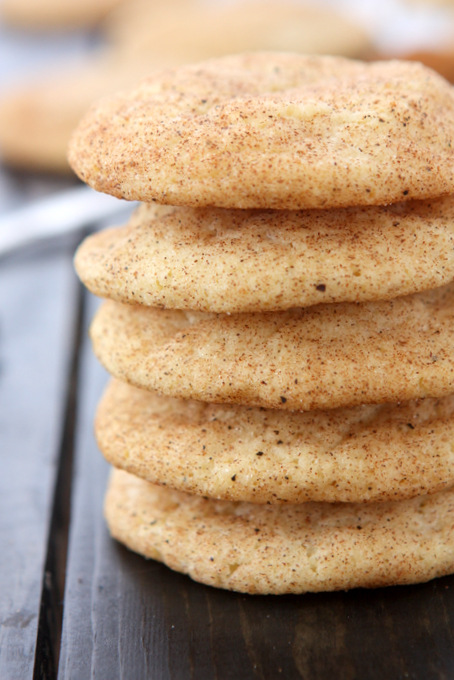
[{"xmin": 32, "ymin": 281, "xmax": 86, "ymax": 680}]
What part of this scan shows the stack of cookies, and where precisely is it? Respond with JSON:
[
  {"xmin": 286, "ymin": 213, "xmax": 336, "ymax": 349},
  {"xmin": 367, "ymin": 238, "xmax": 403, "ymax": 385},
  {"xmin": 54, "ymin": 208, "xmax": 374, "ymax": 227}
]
[{"xmin": 69, "ymin": 52, "xmax": 454, "ymax": 594}]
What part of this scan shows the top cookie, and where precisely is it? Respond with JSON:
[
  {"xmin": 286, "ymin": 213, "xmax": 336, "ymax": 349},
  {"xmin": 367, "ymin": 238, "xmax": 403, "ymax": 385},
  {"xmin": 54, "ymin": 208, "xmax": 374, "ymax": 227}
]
[{"xmin": 68, "ymin": 53, "xmax": 454, "ymax": 209}]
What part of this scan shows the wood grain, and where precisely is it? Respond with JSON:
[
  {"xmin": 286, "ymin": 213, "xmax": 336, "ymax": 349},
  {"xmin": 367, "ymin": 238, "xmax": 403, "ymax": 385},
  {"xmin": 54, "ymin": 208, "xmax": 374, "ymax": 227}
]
[{"xmin": 0, "ymin": 244, "xmax": 79, "ymax": 680}]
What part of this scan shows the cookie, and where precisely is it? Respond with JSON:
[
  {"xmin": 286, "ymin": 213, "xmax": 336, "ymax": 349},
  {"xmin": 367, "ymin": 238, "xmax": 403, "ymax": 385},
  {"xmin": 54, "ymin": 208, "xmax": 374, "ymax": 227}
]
[
  {"xmin": 97, "ymin": 379, "xmax": 454, "ymax": 504},
  {"xmin": 107, "ymin": 0, "xmax": 371, "ymax": 63},
  {"xmin": 90, "ymin": 283, "xmax": 454, "ymax": 412},
  {"xmin": 1, "ymin": 0, "xmax": 122, "ymax": 29},
  {"xmin": 68, "ymin": 53, "xmax": 454, "ymax": 209},
  {"xmin": 105, "ymin": 469, "xmax": 454, "ymax": 594},
  {"xmin": 75, "ymin": 196, "xmax": 454, "ymax": 313},
  {"xmin": 394, "ymin": 48, "xmax": 454, "ymax": 84}
]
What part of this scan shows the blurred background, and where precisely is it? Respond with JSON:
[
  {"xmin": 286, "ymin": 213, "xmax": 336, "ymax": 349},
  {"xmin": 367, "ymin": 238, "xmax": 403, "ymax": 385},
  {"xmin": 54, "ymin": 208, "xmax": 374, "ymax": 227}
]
[{"xmin": 1, "ymin": 0, "xmax": 454, "ymax": 243}]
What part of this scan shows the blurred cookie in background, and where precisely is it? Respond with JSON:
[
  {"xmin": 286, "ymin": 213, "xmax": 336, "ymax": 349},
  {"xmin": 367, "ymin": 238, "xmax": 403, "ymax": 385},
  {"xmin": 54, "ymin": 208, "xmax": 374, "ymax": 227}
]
[
  {"xmin": 1, "ymin": 0, "xmax": 125, "ymax": 30},
  {"xmin": 399, "ymin": 47, "xmax": 454, "ymax": 82},
  {"xmin": 401, "ymin": 0, "xmax": 454, "ymax": 6},
  {"xmin": 105, "ymin": 0, "xmax": 372, "ymax": 62}
]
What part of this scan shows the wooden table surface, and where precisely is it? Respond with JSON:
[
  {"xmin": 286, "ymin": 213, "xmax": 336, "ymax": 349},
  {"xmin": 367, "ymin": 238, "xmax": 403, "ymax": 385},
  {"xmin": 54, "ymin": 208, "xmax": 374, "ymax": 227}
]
[{"xmin": 2, "ymin": 17, "xmax": 454, "ymax": 680}]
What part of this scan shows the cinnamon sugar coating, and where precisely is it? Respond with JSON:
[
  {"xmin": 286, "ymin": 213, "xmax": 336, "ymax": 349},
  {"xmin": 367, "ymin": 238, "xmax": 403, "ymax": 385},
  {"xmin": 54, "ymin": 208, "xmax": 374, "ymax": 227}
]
[
  {"xmin": 75, "ymin": 197, "xmax": 454, "ymax": 312},
  {"xmin": 105, "ymin": 469, "xmax": 454, "ymax": 594},
  {"xmin": 69, "ymin": 53, "xmax": 454, "ymax": 209},
  {"xmin": 97, "ymin": 379, "xmax": 454, "ymax": 504},
  {"xmin": 90, "ymin": 284, "xmax": 454, "ymax": 411}
]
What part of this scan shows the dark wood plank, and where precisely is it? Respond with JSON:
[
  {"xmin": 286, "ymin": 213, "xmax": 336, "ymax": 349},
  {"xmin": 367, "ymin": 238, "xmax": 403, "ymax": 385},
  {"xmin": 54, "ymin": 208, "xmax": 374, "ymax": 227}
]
[
  {"xmin": 57, "ymin": 293, "xmax": 110, "ymax": 679},
  {"xmin": 60, "ymin": 292, "xmax": 454, "ymax": 680},
  {"xmin": 32, "ymin": 275, "xmax": 85, "ymax": 680},
  {"xmin": 0, "ymin": 242, "xmax": 80, "ymax": 679}
]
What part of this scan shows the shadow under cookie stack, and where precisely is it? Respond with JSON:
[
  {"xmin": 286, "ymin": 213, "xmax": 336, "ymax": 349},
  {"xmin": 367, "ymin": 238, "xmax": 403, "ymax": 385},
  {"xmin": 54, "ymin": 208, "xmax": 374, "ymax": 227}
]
[{"xmin": 70, "ymin": 52, "xmax": 454, "ymax": 595}]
